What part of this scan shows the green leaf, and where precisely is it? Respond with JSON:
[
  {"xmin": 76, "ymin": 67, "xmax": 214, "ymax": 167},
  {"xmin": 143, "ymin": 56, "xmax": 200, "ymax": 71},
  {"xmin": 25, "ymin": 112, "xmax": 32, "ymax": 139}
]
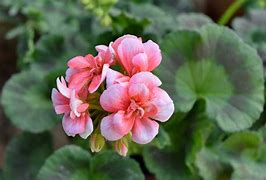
[
  {"xmin": 143, "ymin": 109, "xmax": 212, "ymax": 180},
  {"xmin": 185, "ymin": 116, "xmax": 213, "ymax": 172},
  {"xmin": 0, "ymin": 169, "xmax": 3, "ymax": 180},
  {"xmin": 176, "ymin": 13, "xmax": 213, "ymax": 30},
  {"xmin": 231, "ymin": 159, "xmax": 266, "ymax": 180},
  {"xmin": 3, "ymin": 132, "xmax": 53, "ymax": 180},
  {"xmin": 158, "ymin": 24, "xmax": 265, "ymax": 132},
  {"xmin": 1, "ymin": 68, "xmax": 58, "ymax": 132},
  {"xmin": 37, "ymin": 145, "xmax": 91, "ymax": 180},
  {"xmin": 151, "ymin": 127, "xmax": 171, "ymax": 149},
  {"xmin": 196, "ymin": 148, "xmax": 233, "ymax": 180},
  {"xmin": 129, "ymin": 3, "xmax": 176, "ymax": 36},
  {"xmin": 111, "ymin": 12, "xmax": 150, "ymax": 36},
  {"xmin": 37, "ymin": 146, "xmax": 144, "ymax": 180},
  {"xmin": 143, "ymin": 146, "xmax": 189, "ymax": 180},
  {"xmin": 91, "ymin": 151, "xmax": 144, "ymax": 180},
  {"xmin": 232, "ymin": 9, "xmax": 266, "ymax": 72},
  {"xmin": 223, "ymin": 131, "xmax": 262, "ymax": 155},
  {"xmin": 196, "ymin": 130, "xmax": 266, "ymax": 180}
]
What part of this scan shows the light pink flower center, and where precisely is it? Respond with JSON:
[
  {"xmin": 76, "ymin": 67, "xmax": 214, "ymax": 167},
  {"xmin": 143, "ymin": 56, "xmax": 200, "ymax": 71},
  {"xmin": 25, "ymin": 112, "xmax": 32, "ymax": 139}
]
[{"xmin": 126, "ymin": 99, "xmax": 145, "ymax": 119}]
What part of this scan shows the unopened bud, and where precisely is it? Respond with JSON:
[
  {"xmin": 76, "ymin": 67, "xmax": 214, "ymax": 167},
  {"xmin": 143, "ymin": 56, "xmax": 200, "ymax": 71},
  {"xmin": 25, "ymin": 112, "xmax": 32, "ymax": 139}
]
[
  {"xmin": 115, "ymin": 138, "xmax": 128, "ymax": 157},
  {"xmin": 90, "ymin": 133, "xmax": 105, "ymax": 152}
]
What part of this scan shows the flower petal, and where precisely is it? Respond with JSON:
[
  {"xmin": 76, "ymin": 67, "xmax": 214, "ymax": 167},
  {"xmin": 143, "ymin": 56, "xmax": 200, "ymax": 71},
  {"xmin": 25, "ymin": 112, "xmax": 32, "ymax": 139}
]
[
  {"xmin": 100, "ymin": 84, "xmax": 130, "ymax": 112},
  {"xmin": 95, "ymin": 45, "xmax": 108, "ymax": 53},
  {"xmin": 68, "ymin": 71, "xmax": 91, "ymax": 91},
  {"xmin": 117, "ymin": 38, "xmax": 144, "ymax": 75},
  {"xmin": 150, "ymin": 87, "xmax": 174, "ymax": 122},
  {"xmin": 143, "ymin": 40, "xmax": 162, "ymax": 71},
  {"xmin": 62, "ymin": 113, "xmax": 87, "ymax": 137},
  {"xmin": 100, "ymin": 111, "xmax": 133, "ymax": 141},
  {"xmin": 106, "ymin": 69, "xmax": 129, "ymax": 88},
  {"xmin": 51, "ymin": 88, "xmax": 70, "ymax": 114},
  {"xmin": 132, "ymin": 118, "xmax": 159, "ymax": 144},
  {"xmin": 56, "ymin": 77, "xmax": 70, "ymax": 98},
  {"xmin": 77, "ymin": 103, "xmax": 89, "ymax": 113},
  {"xmin": 132, "ymin": 53, "xmax": 148, "ymax": 72},
  {"xmin": 128, "ymin": 83, "xmax": 150, "ymax": 103},
  {"xmin": 79, "ymin": 116, "xmax": 93, "ymax": 139},
  {"xmin": 70, "ymin": 90, "xmax": 82, "ymax": 117},
  {"xmin": 130, "ymin": 72, "xmax": 162, "ymax": 88},
  {"xmin": 67, "ymin": 56, "xmax": 90, "ymax": 69},
  {"xmin": 65, "ymin": 68, "xmax": 78, "ymax": 82},
  {"xmin": 96, "ymin": 45, "xmax": 114, "ymax": 64},
  {"xmin": 88, "ymin": 64, "xmax": 109, "ymax": 93},
  {"xmin": 112, "ymin": 34, "xmax": 139, "ymax": 52}
]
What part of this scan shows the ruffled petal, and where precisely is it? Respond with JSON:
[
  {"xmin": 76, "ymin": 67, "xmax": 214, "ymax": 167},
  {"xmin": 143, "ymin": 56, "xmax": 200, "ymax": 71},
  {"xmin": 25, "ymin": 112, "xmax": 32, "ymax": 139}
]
[
  {"xmin": 65, "ymin": 68, "xmax": 78, "ymax": 82},
  {"xmin": 69, "ymin": 90, "xmax": 82, "ymax": 117},
  {"xmin": 77, "ymin": 103, "xmax": 89, "ymax": 113},
  {"xmin": 149, "ymin": 87, "xmax": 174, "ymax": 122},
  {"xmin": 79, "ymin": 115, "xmax": 93, "ymax": 139},
  {"xmin": 132, "ymin": 53, "xmax": 148, "ymax": 72},
  {"xmin": 106, "ymin": 69, "xmax": 129, "ymax": 88},
  {"xmin": 117, "ymin": 38, "xmax": 144, "ymax": 75},
  {"xmin": 88, "ymin": 64, "xmax": 109, "ymax": 93},
  {"xmin": 68, "ymin": 71, "xmax": 91, "ymax": 91},
  {"xmin": 95, "ymin": 45, "xmax": 108, "ymax": 53},
  {"xmin": 67, "ymin": 56, "xmax": 90, "ymax": 69},
  {"xmin": 62, "ymin": 113, "xmax": 87, "ymax": 137},
  {"xmin": 132, "ymin": 118, "xmax": 159, "ymax": 144},
  {"xmin": 100, "ymin": 84, "xmax": 130, "ymax": 112},
  {"xmin": 112, "ymin": 34, "xmax": 139, "ymax": 52},
  {"xmin": 129, "ymin": 72, "xmax": 162, "ymax": 89},
  {"xmin": 56, "ymin": 77, "xmax": 70, "ymax": 98},
  {"xmin": 128, "ymin": 83, "xmax": 150, "ymax": 103},
  {"xmin": 143, "ymin": 40, "xmax": 162, "ymax": 71},
  {"xmin": 100, "ymin": 111, "xmax": 133, "ymax": 141},
  {"xmin": 51, "ymin": 88, "xmax": 70, "ymax": 114}
]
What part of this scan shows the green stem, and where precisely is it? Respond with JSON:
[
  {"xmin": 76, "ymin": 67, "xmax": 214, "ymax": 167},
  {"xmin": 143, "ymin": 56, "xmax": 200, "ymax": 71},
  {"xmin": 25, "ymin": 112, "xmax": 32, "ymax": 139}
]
[
  {"xmin": 89, "ymin": 104, "xmax": 103, "ymax": 111},
  {"xmin": 218, "ymin": 0, "xmax": 247, "ymax": 25}
]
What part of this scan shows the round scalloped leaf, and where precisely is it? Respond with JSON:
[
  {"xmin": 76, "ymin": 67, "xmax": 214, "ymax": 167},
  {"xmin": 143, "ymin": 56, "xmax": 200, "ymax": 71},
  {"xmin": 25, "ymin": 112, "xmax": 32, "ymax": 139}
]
[
  {"xmin": 196, "ymin": 148, "xmax": 232, "ymax": 180},
  {"xmin": 1, "ymin": 69, "xmax": 58, "ymax": 132},
  {"xmin": 37, "ymin": 146, "xmax": 144, "ymax": 180},
  {"xmin": 196, "ymin": 131, "xmax": 266, "ymax": 180},
  {"xmin": 143, "ymin": 113, "xmax": 213, "ymax": 180},
  {"xmin": 91, "ymin": 151, "xmax": 144, "ymax": 180},
  {"xmin": 176, "ymin": 13, "xmax": 213, "ymax": 30},
  {"xmin": 37, "ymin": 145, "xmax": 91, "ymax": 180},
  {"xmin": 232, "ymin": 10, "xmax": 266, "ymax": 72},
  {"xmin": 143, "ymin": 146, "xmax": 189, "ymax": 180},
  {"xmin": 223, "ymin": 131, "xmax": 262, "ymax": 154},
  {"xmin": 231, "ymin": 160, "xmax": 266, "ymax": 180},
  {"xmin": 157, "ymin": 24, "xmax": 264, "ymax": 132},
  {"xmin": 4, "ymin": 132, "xmax": 53, "ymax": 180}
]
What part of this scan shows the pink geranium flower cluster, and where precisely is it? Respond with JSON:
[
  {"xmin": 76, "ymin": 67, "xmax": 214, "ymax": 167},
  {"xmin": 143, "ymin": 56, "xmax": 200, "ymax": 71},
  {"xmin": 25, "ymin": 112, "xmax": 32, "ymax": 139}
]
[{"xmin": 51, "ymin": 35, "xmax": 174, "ymax": 156}]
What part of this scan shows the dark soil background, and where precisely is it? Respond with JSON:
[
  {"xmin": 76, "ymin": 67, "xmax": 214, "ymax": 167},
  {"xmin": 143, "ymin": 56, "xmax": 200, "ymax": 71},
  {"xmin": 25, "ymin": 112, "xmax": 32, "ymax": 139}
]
[{"xmin": 0, "ymin": 0, "xmax": 243, "ymax": 170}]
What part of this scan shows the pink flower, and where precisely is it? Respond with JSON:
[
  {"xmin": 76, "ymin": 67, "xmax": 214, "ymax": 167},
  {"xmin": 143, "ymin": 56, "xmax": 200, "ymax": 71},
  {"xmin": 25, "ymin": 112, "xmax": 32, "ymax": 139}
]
[
  {"xmin": 106, "ymin": 69, "xmax": 130, "ymax": 88},
  {"xmin": 100, "ymin": 72, "xmax": 174, "ymax": 144},
  {"xmin": 66, "ymin": 47, "xmax": 113, "ymax": 94},
  {"xmin": 111, "ymin": 35, "xmax": 162, "ymax": 76},
  {"xmin": 51, "ymin": 77, "xmax": 93, "ymax": 139}
]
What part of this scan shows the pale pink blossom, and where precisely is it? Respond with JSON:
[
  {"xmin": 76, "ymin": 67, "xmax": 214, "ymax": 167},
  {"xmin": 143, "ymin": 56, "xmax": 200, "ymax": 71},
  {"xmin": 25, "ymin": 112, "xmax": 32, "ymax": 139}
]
[
  {"xmin": 100, "ymin": 72, "xmax": 174, "ymax": 144},
  {"xmin": 106, "ymin": 69, "xmax": 130, "ymax": 88},
  {"xmin": 51, "ymin": 77, "xmax": 93, "ymax": 139},
  {"xmin": 111, "ymin": 35, "xmax": 162, "ymax": 76},
  {"xmin": 66, "ymin": 47, "xmax": 113, "ymax": 94}
]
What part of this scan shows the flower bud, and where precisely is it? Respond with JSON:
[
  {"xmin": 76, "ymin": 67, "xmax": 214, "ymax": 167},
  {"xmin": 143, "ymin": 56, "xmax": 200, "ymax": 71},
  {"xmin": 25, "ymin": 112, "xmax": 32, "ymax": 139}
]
[
  {"xmin": 90, "ymin": 133, "xmax": 105, "ymax": 152},
  {"xmin": 115, "ymin": 138, "xmax": 128, "ymax": 157}
]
